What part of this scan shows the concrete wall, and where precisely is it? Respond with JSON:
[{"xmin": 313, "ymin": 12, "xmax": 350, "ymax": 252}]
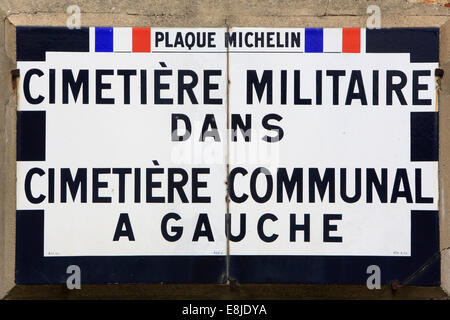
[
  {"xmin": 0, "ymin": 2, "xmax": 16, "ymax": 300},
  {"xmin": 1, "ymin": 0, "xmax": 449, "ymax": 299},
  {"xmin": 439, "ymin": 18, "xmax": 450, "ymax": 297}
]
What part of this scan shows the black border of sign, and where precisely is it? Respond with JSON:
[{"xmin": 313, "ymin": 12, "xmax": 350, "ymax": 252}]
[
  {"xmin": 229, "ymin": 210, "xmax": 440, "ymax": 285},
  {"xmin": 15, "ymin": 210, "xmax": 439, "ymax": 285},
  {"xmin": 16, "ymin": 210, "xmax": 227, "ymax": 284}
]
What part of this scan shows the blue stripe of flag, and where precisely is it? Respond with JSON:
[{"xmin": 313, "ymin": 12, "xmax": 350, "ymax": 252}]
[
  {"xmin": 305, "ymin": 28, "xmax": 323, "ymax": 53},
  {"xmin": 95, "ymin": 27, "xmax": 113, "ymax": 52}
]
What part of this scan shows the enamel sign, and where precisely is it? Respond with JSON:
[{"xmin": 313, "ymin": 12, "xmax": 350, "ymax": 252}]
[{"xmin": 16, "ymin": 27, "xmax": 440, "ymax": 285}]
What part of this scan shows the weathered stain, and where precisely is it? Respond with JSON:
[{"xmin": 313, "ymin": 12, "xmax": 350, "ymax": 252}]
[{"xmin": 10, "ymin": 69, "xmax": 19, "ymax": 91}]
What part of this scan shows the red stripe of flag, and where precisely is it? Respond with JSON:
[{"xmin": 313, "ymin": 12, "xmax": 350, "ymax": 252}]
[
  {"xmin": 342, "ymin": 28, "xmax": 360, "ymax": 53},
  {"xmin": 132, "ymin": 27, "xmax": 151, "ymax": 52}
]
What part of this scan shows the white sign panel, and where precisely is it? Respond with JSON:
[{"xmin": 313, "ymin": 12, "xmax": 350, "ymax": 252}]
[{"xmin": 15, "ymin": 27, "xmax": 440, "ymax": 284}]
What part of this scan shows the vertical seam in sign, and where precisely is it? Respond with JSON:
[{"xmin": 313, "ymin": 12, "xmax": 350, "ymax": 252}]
[{"xmin": 225, "ymin": 23, "xmax": 231, "ymax": 284}]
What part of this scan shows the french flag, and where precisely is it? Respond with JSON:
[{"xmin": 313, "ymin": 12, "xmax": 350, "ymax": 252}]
[
  {"xmin": 91, "ymin": 27, "xmax": 151, "ymax": 52},
  {"xmin": 305, "ymin": 28, "xmax": 364, "ymax": 53}
]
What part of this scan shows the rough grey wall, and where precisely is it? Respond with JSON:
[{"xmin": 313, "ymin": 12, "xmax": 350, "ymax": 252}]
[
  {"xmin": 1, "ymin": 0, "xmax": 449, "ymax": 299},
  {"xmin": 439, "ymin": 18, "xmax": 450, "ymax": 297},
  {"xmin": 0, "ymin": 4, "xmax": 16, "ymax": 300},
  {"xmin": 2, "ymin": 0, "xmax": 450, "ymax": 27}
]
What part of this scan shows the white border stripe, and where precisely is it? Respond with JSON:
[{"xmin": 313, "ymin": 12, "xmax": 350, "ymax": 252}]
[
  {"xmin": 360, "ymin": 28, "xmax": 366, "ymax": 53},
  {"xmin": 89, "ymin": 27, "xmax": 95, "ymax": 52}
]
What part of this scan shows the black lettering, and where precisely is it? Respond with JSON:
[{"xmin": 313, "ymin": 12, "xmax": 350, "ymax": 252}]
[
  {"xmin": 63, "ymin": 69, "xmax": 89, "ymax": 104},
  {"xmin": 309, "ymin": 168, "xmax": 335, "ymax": 203},
  {"xmin": 387, "ymin": 70, "xmax": 407, "ymax": 105},
  {"xmin": 257, "ymin": 213, "xmax": 278, "ymax": 242},
  {"xmin": 23, "ymin": 69, "xmax": 44, "ymax": 104},
  {"xmin": 24, "ymin": 167, "xmax": 45, "ymax": 204},
  {"xmin": 247, "ymin": 70, "xmax": 272, "ymax": 104},
  {"xmin": 225, "ymin": 213, "xmax": 246, "ymax": 242},
  {"xmin": 93, "ymin": 168, "xmax": 112, "ymax": 203},
  {"xmin": 96, "ymin": 70, "xmax": 114, "ymax": 104},
  {"xmin": 192, "ymin": 213, "xmax": 214, "ymax": 241},
  {"xmin": 178, "ymin": 70, "xmax": 199, "ymax": 104},
  {"xmin": 412, "ymin": 70, "xmax": 432, "ymax": 105},
  {"xmin": 113, "ymin": 213, "xmax": 135, "ymax": 241},
  {"xmin": 323, "ymin": 214, "xmax": 342, "ymax": 242},
  {"xmin": 61, "ymin": 168, "xmax": 87, "ymax": 203},
  {"xmin": 161, "ymin": 212, "xmax": 183, "ymax": 242},
  {"xmin": 290, "ymin": 213, "xmax": 310, "ymax": 242},
  {"xmin": 117, "ymin": 69, "xmax": 136, "ymax": 104}
]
